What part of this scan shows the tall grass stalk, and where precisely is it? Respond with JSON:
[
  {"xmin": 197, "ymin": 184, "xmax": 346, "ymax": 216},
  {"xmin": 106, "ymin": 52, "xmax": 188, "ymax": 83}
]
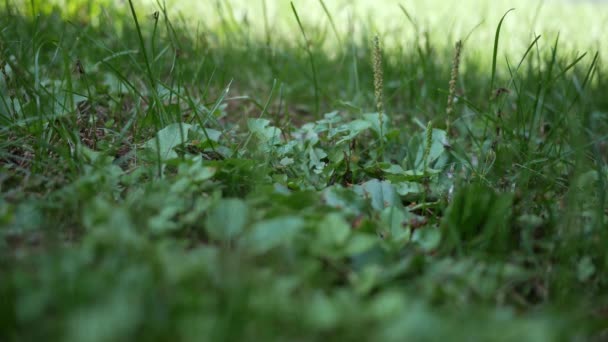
[
  {"xmin": 372, "ymin": 35, "xmax": 385, "ymax": 154},
  {"xmin": 446, "ymin": 40, "xmax": 462, "ymax": 136}
]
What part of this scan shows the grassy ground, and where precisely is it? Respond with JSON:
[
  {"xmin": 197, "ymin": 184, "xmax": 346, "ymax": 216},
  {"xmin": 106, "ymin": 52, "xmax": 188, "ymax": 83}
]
[{"xmin": 1, "ymin": 0, "xmax": 607, "ymax": 341}]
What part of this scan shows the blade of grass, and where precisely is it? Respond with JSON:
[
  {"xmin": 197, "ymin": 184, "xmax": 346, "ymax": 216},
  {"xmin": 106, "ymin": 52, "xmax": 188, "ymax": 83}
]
[
  {"xmin": 490, "ymin": 8, "xmax": 514, "ymax": 97},
  {"xmin": 549, "ymin": 52, "xmax": 587, "ymax": 85},
  {"xmin": 127, "ymin": 0, "xmax": 170, "ymax": 177},
  {"xmin": 319, "ymin": 0, "xmax": 342, "ymax": 47},
  {"xmin": 291, "ymin": 1, "xmax": 320, "ymax": 117},
  {"xmin": 398, "ymin": 4, "xmax": 420, "ymax": 37}
]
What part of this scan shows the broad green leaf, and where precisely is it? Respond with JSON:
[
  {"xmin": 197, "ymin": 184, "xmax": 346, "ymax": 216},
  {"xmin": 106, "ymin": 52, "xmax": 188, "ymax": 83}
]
[
  {"xmin": 322, "ymin": 186, "xmax": 368, "ymax": 215},
  {"xmin": 307, "ymin": 146, "xmax": 328, "ymax": 173},
  {"xmin": 306, "ymin": 292, "xmax": 339, "ymax": 329},
  {"xmin": 82, "ymin": 198, "xmax": 140, "ymax": 248},
  {"xmin": 352, "ymin": 264, "xmax": 382, "ymax": 294},
  {"xmin": 370, "ymin": 291, "xmax": 406, "ymax": 319},
  {"xmin": 412, "ymin": 228, "xmax": 442, "ymax": 252},
  {"xmin": 318, "ymin": 213, "xmax": 351, "ymax": 246},
  {"xmin": 77, "ymin": 144, "xmax": 108, "ymax": 164},
  {"xmin": 354, "ymin": 179, "xmax": 401, "ymax": 211},
  {"xmin": 363, "ymin": 112, "xmax": 390, "ymax": 137},
  {"xmin": 293, "ymin": 122, "xmax": 320, "ymax": 144},
  {"xmin": 345, "ymin": 233, "xmax": 378, "ymax": 255},
  {"xmin": 331, "ymin": 119, "xmax": 372, "ymax": 144},
  {"xmin": 247, "ymin": 118, "xmax": 282, "ymax": 143},
  {"xmin": 148, "ymin": 205, "xmax": 181, "ymax": 234},
  {"xmin": 144, "ymin": 123, "xmax": 194, "ymax": 161},
  {"xmin": 414, "ymin": 128, "xmax": 448, "ymax": 168},
  {"xmin": 177, "ymin": 156, "xmax": 216, "ymax": 183},
  {"xmin": 380, "ymin": 206, "xmax": 411, "ymax": 243},
  {"xmin": 67, "ymin": 290, "xmax": 141, "ymax": 342},
  {"xmin": 394, "ymin": 181, "xmax": 424, "ymax": 197},
  {"xmin": 206, "ymin": 198, "xmax": 249, "ymax": 240},
  {"xmin": 381, "ymin": 163, "xmax": 407, "ymax": 175},
  {"xmin": 243, "ymin": 216, "xmax": 305, "ymax": 254},
  {"xmin": 189, "ymin": 126, "xmax": 222, "ymax": 143},
  {"xmin": 577, "ymin": 256, "xmax": 596, "ymax": 282}
]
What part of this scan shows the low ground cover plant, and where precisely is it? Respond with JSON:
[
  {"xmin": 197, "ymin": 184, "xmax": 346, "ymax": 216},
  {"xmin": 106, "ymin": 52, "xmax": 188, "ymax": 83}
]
[{"xmin": 1, "ymin": 0, "xmax": 607, "ymax": 340}]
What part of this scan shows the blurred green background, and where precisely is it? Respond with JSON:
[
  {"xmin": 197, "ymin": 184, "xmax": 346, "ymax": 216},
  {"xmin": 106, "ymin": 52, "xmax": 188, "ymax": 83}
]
[{"xmin": 15, "ymin": 0, "xmax": 608, "ymax": 60}]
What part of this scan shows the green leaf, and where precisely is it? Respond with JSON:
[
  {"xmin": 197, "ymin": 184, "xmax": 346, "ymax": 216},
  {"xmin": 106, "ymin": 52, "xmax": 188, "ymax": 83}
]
[
  {"xmin": 294, "ymin": 123, "xmax": 321, "ymax": 144},
  {"xmin": 148, "ymin": 205, "xmax": 181, "ymax": 234},
  {"xmin": 205, "ymin": 199, "xmax": 249, "ymax": 240},
  {"xmin": 577, "ymin": 256, "xmax": 596, "ymax": 282},
  {"xmin": 345, "ymin": 233, "xmax": 378, "ymax": 255},
  {"xmin": 381, "ymin": 164, "xmax": 407, "ymax": 175},
  {"xmin": 370, "ymin": 291, "xmax": 406, "ymax": 319},
  {"xmin": 318, "ymin": 213, "xmax": 352, "ymax": 246},
  {"xmin": 177, "ymin": 156, "xmax": 216, "ymax": 183},
  {"xmin": 354, "ymin": 179, "xmax": 401, "ymax": 211},
  {"xmin": 380, "ymin": 206, "xmax": 411, "ymax": 243},
  {"xmin": 331, "ymin": 119, "xmax": 371, "ymax": 144},
  {"xmin": 414, "ymin": 129, "xmax": 448, "ymax": 169},
  {"xmin": 144, "ymin": 123, "xmax": 194, "ymax": 161},
  {"xmin": 322, "ymin": 186, "xmax": 369, "ymax": 215},
  {"xmin": 394, "ymin": 181, "xmax": 424, "ymax": 197},
  {"xmin": 189, "ymin": 126, "xmax": 222, "ymax": 143},
  {"xmin": 307, "ymin": 146, "xmax": 328, "ymax": 173},
  {"xmin": 77, "ymin": 144, "xmax": 117, "ymax": 167},
  {"xmin": 243, "ymin": 216, "xmax": 305, "ymax": 254},
  {"xmin": 67, "ymin": 290, "xmax": 141, "ymax": 342},
  {"xmin": 352, "ymin": 264, "xmax": 382, "ymax": 294},
  {"xmin": 363, "ymin": 113, "xmax": 390, "ymax": 137},
  {"xmin": 412, "ymin": 228, "xmax": 442, "ymax": 252},
  {"xmin": 306, "ymin": 292, "xmax": 340, "ymax": 329},
  {"xmin": 247, "ymin": 118, "xmax": 282, "ymax": 143}
]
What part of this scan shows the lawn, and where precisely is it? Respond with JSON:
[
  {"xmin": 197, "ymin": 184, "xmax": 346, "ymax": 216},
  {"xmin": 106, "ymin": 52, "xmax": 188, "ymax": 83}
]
[{"xmin": 1, "ymin": 0, "xmax": 607, "ymax": 341}]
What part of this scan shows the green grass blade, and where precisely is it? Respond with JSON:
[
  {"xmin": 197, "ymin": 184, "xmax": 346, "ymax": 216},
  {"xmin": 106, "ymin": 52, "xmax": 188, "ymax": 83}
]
[
  {"xmin": 319, "ymin": 0, "xmax": 342, "ymax": 47},
  {"xmin": 291, "ymin": 1, "xmax": 320, "ymax": 117},
  {"xmin": 490, "ymin": 8, "xmax": 514, "ymax": 96},
  {"xmin": 398, "ymin": 4, "xmax": 420, "ymax": 37}
]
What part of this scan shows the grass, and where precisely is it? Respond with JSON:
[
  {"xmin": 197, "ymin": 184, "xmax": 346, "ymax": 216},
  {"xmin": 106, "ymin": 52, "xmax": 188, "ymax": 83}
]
[{"xmin": 1, "ymin": 0, "xmax": 607, "ymax": 340}]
